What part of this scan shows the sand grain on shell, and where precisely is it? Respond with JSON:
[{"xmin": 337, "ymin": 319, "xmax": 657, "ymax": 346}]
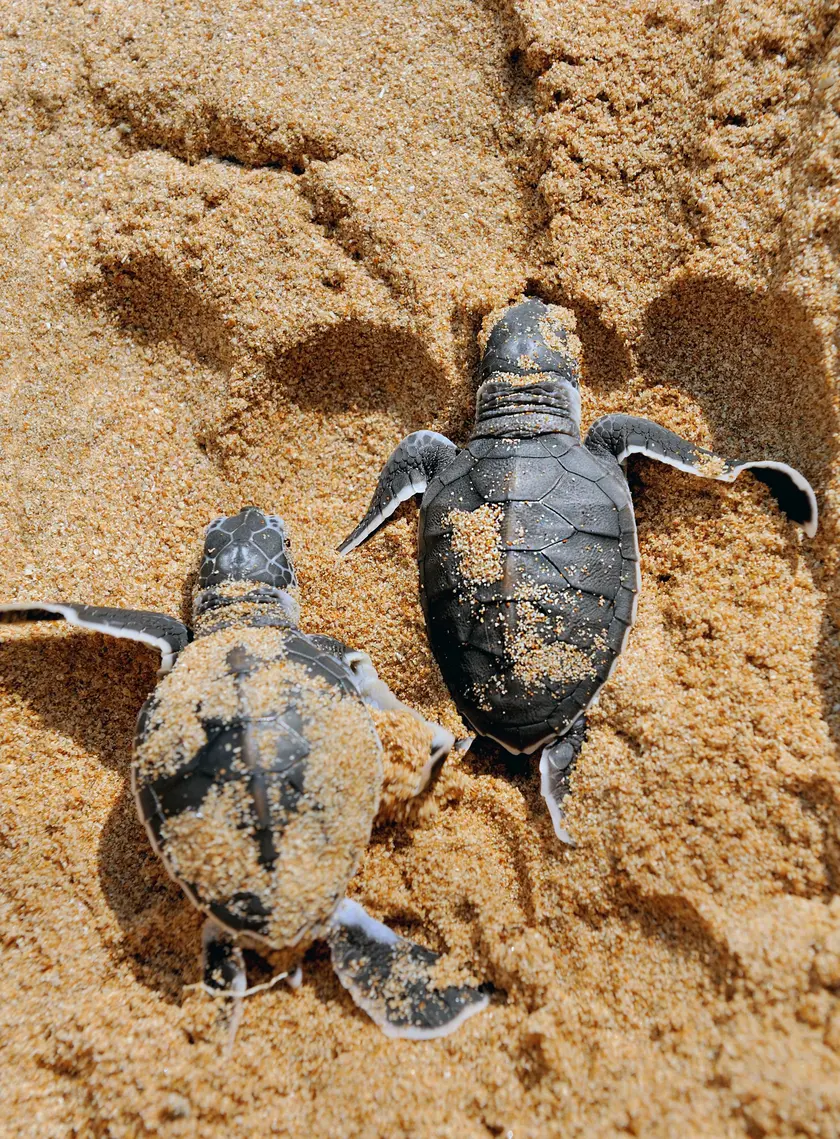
[
  {"xmin": 137, "ymin": 629, "xmax": 383, "ymax": 948},
  {"xmin": 2, "ymin": 0, "xmax": 840, "ymax": 1135},
  {"xmin": 508, "ymin": 601, "xmax": 598, "ymax": 690},
  {"xmin": 446, "ymin": 503, "xmax": 505, "ymax": 585}
]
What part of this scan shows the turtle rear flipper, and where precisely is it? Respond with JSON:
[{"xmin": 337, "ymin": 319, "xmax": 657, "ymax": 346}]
[
  {"xmin": 586, "ymin": 413, "xmax": 818, "ymax": 537},
  {"xmin": 327, "ymin": 899, "xmax": 489, "ymax": 1039},
  {"xmin": 338, "ymin": 431, "xmax": 458, "ymax": 555},
  {"xmin": 201, "ymin": 919, "xmax": 247, "ymax": 1057},
  {"xmin": 539, "ymin": 717, "xmax": 587, "ymax": 847},
  {"xmin": 0, "ymin": 602, "xmax": 190, "ymax": 673}
]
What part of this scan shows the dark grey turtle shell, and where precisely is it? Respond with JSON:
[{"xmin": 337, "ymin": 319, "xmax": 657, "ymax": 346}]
[
  {"xmin": 132, "ymin": 626, "xmax": 383, "ymax": 948},
  {"xmin": 418, "ymin": 435, "xmax": 640, "ymax": 753}
]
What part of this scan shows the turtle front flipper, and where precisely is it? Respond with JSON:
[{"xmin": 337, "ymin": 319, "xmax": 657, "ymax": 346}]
[
  {"xmin": 585, "ymin": 413, "xmax": 818, "ymax": 537},
  {"xmin": 306, "ymin": 634, "xmax": 460, "ymax": 770},
  {"xmin": 0, "ymin": 602, "xmax": 190, "ymax": 673},
  {"xmin": 341, "ymin": 646, "xmax": 457, "ymax": 785},
  {"xmin": 326, "ymin": 899, "xmax": 489, "ymax": 1039},
  {"xmin": 338, "ymin": 431, "xmax": 458, "ymax": 555}
]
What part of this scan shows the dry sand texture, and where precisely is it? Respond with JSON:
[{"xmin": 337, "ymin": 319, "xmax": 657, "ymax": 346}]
[{"xmin": 2, "ymin": 0, "xmax": 840, "ymax": 1135}]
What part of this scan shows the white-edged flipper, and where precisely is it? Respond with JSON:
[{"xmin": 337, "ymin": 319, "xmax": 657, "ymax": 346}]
[
  {"xmin": 0, "ymin": 602, "xmax": 190, "ymax": 674},
  {"xmin": 327, "ymin": 899, "xmax": 489, "ymax": 1039},
  {"xmin": 338, "ymin": 431, "xmax": 458, "ymax": 555},
  {"xmin": 539, "ymin": 718, "xmax": 587, "ymax": 846},
  {"xmin": 586, "ymin": 413, "xmax": 818, "ymax": 537},
  {"xmin": 342, "ymin": 648, "xmax": 456, "ymax": 785}
]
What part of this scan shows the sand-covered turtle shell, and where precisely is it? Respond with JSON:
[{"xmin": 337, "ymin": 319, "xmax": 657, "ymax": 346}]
[
  {"xmin": 419, "ymin": 435, "xmax": 640, "ymax": 753},
  {"xmin": 132, "ymin": 625, "xmax": 383, "ymax": 949}
]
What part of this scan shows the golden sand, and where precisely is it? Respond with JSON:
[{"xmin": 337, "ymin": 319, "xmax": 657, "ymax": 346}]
[{"xmin": 1, "ymin": 0, "xmax": 840, "ymax": 1135}]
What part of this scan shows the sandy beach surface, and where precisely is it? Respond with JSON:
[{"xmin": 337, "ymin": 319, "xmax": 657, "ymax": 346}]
[{"xmin": 2, "ymin": 0, "xmax": 840, "ymax": 1135}]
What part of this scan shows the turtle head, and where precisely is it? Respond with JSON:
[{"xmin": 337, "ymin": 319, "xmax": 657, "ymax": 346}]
[
  {"xmin": 192, "ymin": 508, "xmax": 300, "ymax": 631},
  {"xmin": 475, "ymin": 298, "xmax": 582, "ymax": 438}
]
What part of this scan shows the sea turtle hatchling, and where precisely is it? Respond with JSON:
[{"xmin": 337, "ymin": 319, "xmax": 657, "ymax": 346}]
[
  {"xmin": 339, "ymin": 298, "xmax": 818, "ymax": 845},
  {"xmin": 0, "ymin": 508, "xmax": 489, "ymax": 1039}
]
